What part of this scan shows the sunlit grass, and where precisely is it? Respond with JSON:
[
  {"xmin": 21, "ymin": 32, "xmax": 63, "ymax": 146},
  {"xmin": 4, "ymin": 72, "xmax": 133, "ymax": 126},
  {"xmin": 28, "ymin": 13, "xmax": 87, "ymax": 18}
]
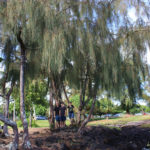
[
  {"xmin": 31, "ymin": 120, "xmax": 70, "ymax": 128},
  {"xmin": 0, "ymin": 119, "xmax": 70, "ymax": 128},
  {"xmin": 34, "ymin": 120, "xmax": 49, "ymax": 127},
  {"xmin": 1, "ymin": 115, "xmax": 150, "ymax": 128},
  {"xmin": 88, "ymin": 115, "xmax": 150, "ymax": 126},
  {"xmin": 141, "ymin": 123, "xmax": 150, "ymax": 128}
]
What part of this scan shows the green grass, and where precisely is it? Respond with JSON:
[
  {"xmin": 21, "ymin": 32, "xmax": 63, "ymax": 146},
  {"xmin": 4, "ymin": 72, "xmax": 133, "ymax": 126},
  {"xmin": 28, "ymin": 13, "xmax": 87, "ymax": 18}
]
[
  {"xmin": 16, "ymin": 119, "xmax": 70, "ymax": 128},
  {"xmin": 28, "ymin": 115, "xmax": 150, "ymax": 128},
  {"xmin": 33, "ymin": 120, "xmax": 70, "ymax": 127},
  {"xmin": 141, "ymin": 123, "xmax": 150, "ymax": 128},
  {"xmin": 88, "ymin": 115, "xmax": 150, "ymax": 126},
  {"xmin": 0, "ymin": 119, "xmax": 70, "ymax": 128},
  {"xmin": 34, "ymin": 120, "xmax": 49, "ymax": 127},
  {"xmin": 1, "ymin": 115, "xmax": 150, "ymax": 128}
]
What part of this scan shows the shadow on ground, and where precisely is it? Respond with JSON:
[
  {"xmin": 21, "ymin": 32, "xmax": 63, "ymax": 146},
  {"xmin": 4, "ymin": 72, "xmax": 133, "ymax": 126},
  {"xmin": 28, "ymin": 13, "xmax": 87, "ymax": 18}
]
[{"xmin": 1, "ymin": 125, "xmax": 150, "ymax": 150}]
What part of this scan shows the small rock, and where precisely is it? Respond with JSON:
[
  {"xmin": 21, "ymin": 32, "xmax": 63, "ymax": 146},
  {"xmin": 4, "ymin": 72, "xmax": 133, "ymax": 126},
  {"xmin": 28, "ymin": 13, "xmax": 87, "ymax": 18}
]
[
  {"xmin": 35, "ymin": 139, "xmax": 43, "ymax": 147},
  {"xmin": 60, "ymin": 143, "xmax": 70, "ymax": 150},
  {"xmin": 50, "ymin": 145, "xmax": 59, "ymax": 150},
  {"xmin": 127, "ymin": 143, "xmax": 138, "ymax": 150},
  {"xmin": 89, "ymin": 144, "xmax": 97, "ymax": 150},
  {"xmin": 33, "ymin": 132, "xmax": 40, "ymax": 135},
  {"xmin": 45, "ymin": 136, "xmax": 58, "ymax": 143},
  {"xmin": 71, "ymin": 143, "xmax": 82, "ymax": 150}
]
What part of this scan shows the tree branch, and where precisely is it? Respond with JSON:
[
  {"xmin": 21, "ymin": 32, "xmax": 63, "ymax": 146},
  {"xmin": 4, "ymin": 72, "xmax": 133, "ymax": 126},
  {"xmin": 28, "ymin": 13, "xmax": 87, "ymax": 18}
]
[
  {"xmin": 0, "ymin": 115, "xmax": 19, "ymax": 150},
  {"xmin": 62, "ymin": 83, "xmax": 70, "ymax": 104},
  {"xmin": 0, "ymin": 94, "xmax": 6, "ymax": 99},
  {"xmin": 6, "ymin": 82, "xmax": 15, "ymax": 97}
]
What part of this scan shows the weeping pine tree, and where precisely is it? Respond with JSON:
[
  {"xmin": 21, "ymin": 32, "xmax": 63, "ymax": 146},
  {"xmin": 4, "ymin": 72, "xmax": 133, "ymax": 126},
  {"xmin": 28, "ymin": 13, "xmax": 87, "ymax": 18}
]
[{"xmin": 0, "ymin": 0, "xmax": 150, "ymax": 148}]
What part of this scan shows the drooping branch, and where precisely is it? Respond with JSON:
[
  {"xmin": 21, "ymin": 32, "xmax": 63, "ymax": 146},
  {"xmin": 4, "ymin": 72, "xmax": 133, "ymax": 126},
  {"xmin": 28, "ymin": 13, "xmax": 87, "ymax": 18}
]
[{"xmin": 110, "ymin": 25, "xmax": 150, "ymax": 38}]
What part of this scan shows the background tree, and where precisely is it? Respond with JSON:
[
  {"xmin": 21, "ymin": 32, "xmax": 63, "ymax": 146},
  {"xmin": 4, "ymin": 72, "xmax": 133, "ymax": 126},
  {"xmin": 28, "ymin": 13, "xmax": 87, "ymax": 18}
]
[
  {"xmin": 0, "ymin": 37, "xmax": 19, "ymax": 135},
  {"xmin": 11, "ymin": 80, "xmax": 48, "ymax": 123}
]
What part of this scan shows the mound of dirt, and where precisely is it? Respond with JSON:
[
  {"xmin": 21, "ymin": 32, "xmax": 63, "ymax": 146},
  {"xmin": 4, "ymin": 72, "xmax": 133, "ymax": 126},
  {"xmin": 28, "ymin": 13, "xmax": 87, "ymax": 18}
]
[{"xmin": 1, "ymin": 126, "xmax": 150, "ymax": 150}]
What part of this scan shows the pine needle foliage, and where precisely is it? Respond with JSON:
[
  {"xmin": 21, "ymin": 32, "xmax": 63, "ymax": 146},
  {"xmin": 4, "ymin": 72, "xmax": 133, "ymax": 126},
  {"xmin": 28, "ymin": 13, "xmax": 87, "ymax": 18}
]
[{"xmin": 0, "ymin": 0, "xmax": 149, "ymax": 100}]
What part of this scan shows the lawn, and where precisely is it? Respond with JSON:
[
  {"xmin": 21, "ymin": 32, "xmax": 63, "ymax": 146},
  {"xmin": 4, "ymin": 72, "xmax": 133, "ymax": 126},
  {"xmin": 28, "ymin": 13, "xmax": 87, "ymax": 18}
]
[
  {"xmin": 24, "ymin": 115, "xmax": 150, "ymax": 128},
  {"xmin": 1, "ymin": 115, "xmax": 150, "ymax": 128},
  {"xmin": 32, "ymin": 120, "xmax": 70, "ymax": 127},
  {"xmin": 88, "ymin": 115, "xmax": 150, "ymax": 126}
]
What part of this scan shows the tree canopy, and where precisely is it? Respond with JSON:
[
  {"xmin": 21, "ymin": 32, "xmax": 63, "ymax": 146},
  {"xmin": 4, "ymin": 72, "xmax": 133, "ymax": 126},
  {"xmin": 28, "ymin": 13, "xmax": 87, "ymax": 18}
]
[{"xmin": 0, "ymin": 0, "xmax": 150, "ymax": 149}]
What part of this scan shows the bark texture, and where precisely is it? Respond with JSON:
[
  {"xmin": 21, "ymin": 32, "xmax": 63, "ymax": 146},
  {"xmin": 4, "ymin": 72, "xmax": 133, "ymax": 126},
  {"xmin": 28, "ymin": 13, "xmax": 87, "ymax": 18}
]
[
  {"xmin": 49, "ymin": 87, "xmax": 55, "ymax": 129},
  {"xmin": 0, "ymin": 115, "xmax": 19, "ymax": 150},
  {"xmin": 62, "ymin": 84, "xmax": 70, "ymax": 103},
  {"xmin": 3, "ymin": 96, "xmax": 9, "ymax": 135},
  {"xmin": 29, "ymin": 107, "xmax": 32, "ymax": 128},
  {"xmin": 3, "ymin": 82, "xmax": 15, "ymax": 136},
  {"xmin": 17, "ymin": 31, "xmax": 31, "ymax": 149},
  {"xmin": 78, "ymin": 97, "xmax": 96, "ymax": 133}
]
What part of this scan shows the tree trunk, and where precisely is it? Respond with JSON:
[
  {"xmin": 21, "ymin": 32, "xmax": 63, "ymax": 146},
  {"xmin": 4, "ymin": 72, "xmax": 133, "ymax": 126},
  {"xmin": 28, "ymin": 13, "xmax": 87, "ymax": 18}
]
[
  {"xmin": 126, "ymin": 107, "xmax": 130, "ymax": 114},
  {"xmin": 77, "ymin": 69, "xmax": 88, "ymax": 125},
  {"xmin": 17, "ymin": 30, "xmax": 31, "ymax": 149},
  {"xmin": 77, "ymin": 84, "xmax": 84, "ymax": 125},
  {"xmin": 51, "ymin": 78, "xmax": 59, "ymax": 101},
  {"xmin": 3, "ymin": 82, "xmax": 15, "ymax": 136},
  {"xmin": 3, "ymin": 96, "xmax": 9, "ymax": 135},
  {"xmin": 13, "ymin": 100, "xmax": 16, "ymax": 122},
  {"xmin": 29, "ymin": 108, "xmax": 32, "ymax": 128},
  {"xmin": 78, "ymin": 96, "xmax": 96, "ymax": 133},
  {"xmin": 0, "ymin": 115, "xmax": 19, "ymax": 150},
  {"xmin": 51, "ymin": 74, "xmax": 63, "ymax": 103},
  {"xmin": 62, "ymin": 84, "xmax": 70, "ymax": 103},
  {"xmin": 20, "ymin": 48, "xmax": 31, "ymax": 149},
  {"xmin": 77, "ymin": 108, "xmax": 82, "ymax": 125},
  {"xmin": 3, "ymin": 97, "xmax": 5, "ymax": 116},
  {"xmin": 33, "ymin": 105, "xmax": 36, "ymax": 120},
  {"xmin": 49, "ymin": 87, "xmax": 55, "ymax": 129}
]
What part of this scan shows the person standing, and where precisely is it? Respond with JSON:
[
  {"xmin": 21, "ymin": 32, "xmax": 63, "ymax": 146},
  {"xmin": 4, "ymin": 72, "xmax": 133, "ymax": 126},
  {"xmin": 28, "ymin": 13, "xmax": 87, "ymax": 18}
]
[
  {"xmin": 54, "ymin": 101, "xmax": 60, "ymax": 129},
  {"xmin": 60, "ymin": 102, "xmax": 66, "ymax": 128},
  {"xmin": 68, "ymin": 102, "xmax": 74, "ymax": 125}
]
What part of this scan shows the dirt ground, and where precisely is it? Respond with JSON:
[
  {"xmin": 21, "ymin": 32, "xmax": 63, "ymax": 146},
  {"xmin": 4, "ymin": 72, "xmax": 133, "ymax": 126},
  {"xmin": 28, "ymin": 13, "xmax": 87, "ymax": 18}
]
[{"xmin": 1, "ymin": 123, "xmax": 150, "ymax": 150}]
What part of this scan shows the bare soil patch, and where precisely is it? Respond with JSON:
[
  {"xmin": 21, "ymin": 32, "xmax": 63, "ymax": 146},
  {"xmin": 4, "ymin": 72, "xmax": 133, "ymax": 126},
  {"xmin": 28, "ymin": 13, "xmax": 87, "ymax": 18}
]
[{"xmin": 1, "ymin": 122, "xmax": 150, "ymax": 150}]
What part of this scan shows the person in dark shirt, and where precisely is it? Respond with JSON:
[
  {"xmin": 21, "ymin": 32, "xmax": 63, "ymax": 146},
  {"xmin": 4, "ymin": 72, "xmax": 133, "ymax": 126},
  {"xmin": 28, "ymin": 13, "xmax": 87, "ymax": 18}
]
[
  {"xmin": 60, "ymin": 102, "xmax": 66, "ymax": 128},
  {"xmin": 68, "ymin": 102, "xmax": 74, "ymax": 125},
  {"xmin": 54, "ymin": 101, "xmax": 60, "ymax": 128}
]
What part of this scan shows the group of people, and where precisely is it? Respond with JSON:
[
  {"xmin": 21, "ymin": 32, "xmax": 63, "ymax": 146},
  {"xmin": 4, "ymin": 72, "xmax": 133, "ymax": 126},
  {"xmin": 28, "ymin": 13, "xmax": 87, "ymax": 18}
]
[{"xmin": 54, "ymin": 101, "xmax": 74, "ymax": 128}]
